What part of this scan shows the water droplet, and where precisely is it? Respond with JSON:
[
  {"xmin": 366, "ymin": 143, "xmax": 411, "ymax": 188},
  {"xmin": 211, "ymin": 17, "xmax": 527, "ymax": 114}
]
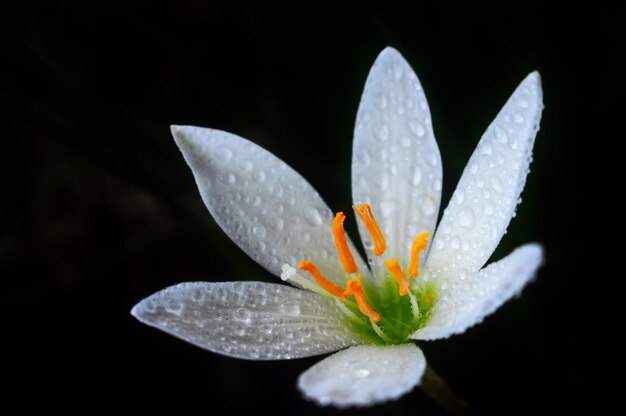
[
  {"xmin": 494, "ymin": 126, "xmax": 508, "ymax": 144},
  {"xmin": 281, "ymin": 301, "xmax": 301, "ymax": 316},
  {"xmin": 377, "ymin": 125, "xmax": 389, "ymax": 141},
  {"xmin": 450, "ymin": 236, "xmax": 460, "ymax": 249},
  {"xmin": 433, "ymin": 179, "xmax": 442, "ymax": 191},
  {"xmin": 219, "ymin": 172, "xmax": 236, "ymax": 185},
  {"xmin": 428, "ymin": 151, "xmax": 438, "ymax": 166},
  {"xmin": 419, "ymin": 99, "xmax": 427, "ymax": 110},
  {"xmin": 485, "ymin": 203, "xmax": 494, "ymax": 216},
  {"xmin": 377, "ymin": 173, "xmax": 390, "ymax": 190},
  {"xmin": 412, "ymin": 166, "xmax": 423, "ymax": 185},
  {"xmin": 304, "ymin": 207, "xmax": 323, "ymax": 226},
  {"xmin": 215, "ymin": 146, "xmax": 233, "ymax": 162},
  {"xmin": 400, "ymin": 136, "xmax": 411, "ymax": 147},
  {"xmin": 164, "ymin": 300, "xmax": 183, "ymax": 315},
  {"xmin": 234, "ymin": 308, "xmax": 252, "ymax": 322},
  {"xmin": 377, "ymin": 93, "xmax": 388, "ymax": 109},
  {"xmin": 491, "ymin": 176, "xmax": 504, "ymax": 193},
  {"xmin": 454, "ymin": 190, "xmax": 465, "ymax": 205},
  {"xmin": 458, "ymin": 270, "xmax": 468, "ymax": 281},
  {"xmin": 441, "ymin": 223, "xmax": 452, "ymax": 234},
  {"xmin": 351, "ymin": 369, "xmax": 370, "ymax": 378},
  {"xmin": 380, "ymin": 200, "xmax": 395, "ymax": 217},
  {"xmin": 253, "ymin": 170, "xmax": 266, "ymax": 182},
  {"xmin": 469, "ymin": 163, "xmax": 478, "ymax": 175},
  {"xmin": 420, "ymin": 196, "xmax": 436, "ymax": 216},
  {"xmin": 393, "ymin": 63, "xmax": 403, "ymax": 80},
  {"xmin": 435, "ymin": 240, "xmax": 445, "ymax": 249},
  {"xmin": 459, "ymin": 209, "xmax": 475, "ymax": 228},
  {"xmin": 481, "ymin": 143, "xmax": 493, "ymax": 156},
  {"xmin": 356, "ymin": 149, "xmax": 371, "ymax": 165},
  {"xmin": 513, "ymin": 112, "xmax": 524, "ymax": 123},
  {"xmin": 519, "ymin": 97, "xmax": 529, "ymax": 108},
  {"xmin": 252, "ymin": 225, "xmax": 266, "ymax": 238},
  {"xmin": 240, "ymin": 160, "xmax": 253, "ymax": 172},
  {"xmin": 409, "ymin": 120, "xmax": 425, "ymax": 137},
  {"xmin": 270, "ymin": 217, "xmax": 284, "ymax": 231}
]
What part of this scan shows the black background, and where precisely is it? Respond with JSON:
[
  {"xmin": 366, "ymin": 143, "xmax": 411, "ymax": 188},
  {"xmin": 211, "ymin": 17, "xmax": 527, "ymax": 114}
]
[{"xmin": 2, "ymin": 1, "xmax": 614, "ymax": 414}]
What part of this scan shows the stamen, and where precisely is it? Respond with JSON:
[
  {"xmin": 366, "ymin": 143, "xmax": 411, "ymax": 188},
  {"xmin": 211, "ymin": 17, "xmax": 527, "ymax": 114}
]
[
  {"xmin": 280, "ymin": 264, "xmax": 332, "ymax": 298},
  {"xmin": 384, "ymin": 258, "xmax": 411, "ymax": 296},
  {"xmin": 371, "ymin": 321, "xmax": 391, "ymax": 343},
  {"xmin": 407, "ymin": 291, "xmax": 421, "ymax": 320},
  {"xmin": 408, "ymin": 232, "xmax": 430, "ymax": 278},
  {"xmin": 353, "ymin": 204, "xmax": 386, "ymax": 256},
  {"xmin": 332, "ymin": 212, "xmax": 358, "ymax": 274},
  {"xmin": 344, "ymin": 274, "xmax": 380, "ymax": 323},
  {"xmin": 299, "ymin": 261, "xmax": 347, "ymax": 300}
]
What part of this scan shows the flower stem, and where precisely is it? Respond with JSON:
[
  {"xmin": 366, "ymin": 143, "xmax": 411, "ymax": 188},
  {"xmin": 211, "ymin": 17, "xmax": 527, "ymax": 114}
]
[{"xmin": 420, "ymin": 365, "xmax": 474, "ymax": 415}]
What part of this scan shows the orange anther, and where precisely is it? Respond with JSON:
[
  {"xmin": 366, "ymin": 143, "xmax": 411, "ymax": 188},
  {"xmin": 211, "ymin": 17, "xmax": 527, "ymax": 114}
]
[
  {"xmin": 353, "ymin": 204, "xmax": 386, "ymax": 256},
  {"xmin": 408, "ymin": 232, "xmax": 430, "ymax": 279},
  {"xmin": 299, "ymin": 261, "xmax": 346, "ymax": 300},
  {"xmin": 344, "ymin": 274, "xmax": 380, "ymax": 323},
  {"xmin": 332, "ymin": 212, "xmax": 358, "ymax": 274},
  {"xmin": 384, "ymin": 258, "xmax": 411, "ymax": 296}
]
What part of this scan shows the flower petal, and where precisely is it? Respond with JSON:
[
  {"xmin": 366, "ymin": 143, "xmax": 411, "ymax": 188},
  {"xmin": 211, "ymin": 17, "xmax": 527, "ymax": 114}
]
[
  {"xmin": 131, "ymin": 281, "xmax": 363, "ymax": 359},
  {"xmin": 298, "ymin": 344, "xmax": 425, "ymax": 408},
  {"xmin": 426, "ymin": 73, "xmax": 543, "ymax": 278},
  {"xmin": 413, "ymin": 243, "xmax": 543, "ymax": 340},
  {"xmin": 352, "ymin": 47, "xmax": 442, "ymax": 269},
  {"xmin": 172, "ymin": 125, "xmax": 367, "ymax": 286}
]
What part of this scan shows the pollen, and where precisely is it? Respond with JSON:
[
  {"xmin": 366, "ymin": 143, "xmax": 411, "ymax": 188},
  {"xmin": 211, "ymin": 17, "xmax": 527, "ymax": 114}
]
[
  {"xmin": 344, "ymin": 274, "xmax": 380, "ymax": 323},
  {"xmin": 299, "ymin": 261, "xmax": 347, "ymax": 300},
  {"xmin": 408, "ymin": 232, "xmax": 430, "ymax": 279},
  {"xmin": 353, "ymin": 204, "xmax": 386, "ymax": 256},
  {"xmin": 384, "ymin": 258, "xmax": 411, "ymax": 296},
  {"xmin": 332, "ymin": 212, "xmax": 358, "ymax": 274}
]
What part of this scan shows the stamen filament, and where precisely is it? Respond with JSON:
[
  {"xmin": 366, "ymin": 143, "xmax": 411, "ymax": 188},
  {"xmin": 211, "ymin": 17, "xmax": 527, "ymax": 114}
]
[
  {"xmin": 408, "ymin": 232, "xmax": 430, "ymax": 278},
  {"xmin": 371, "ymin": 321, "xmax": 391, "ymax": 343},
  {"xmin": 299, "ymin": 261, "xmax": 347, "ymax": 300},
  {"xmin": 344, "ymin": 274, "xmax": 380, "ymax": 323},
  {"xmin": 408, "ymin": 291, "xmax": 421, "ymax": 320},
  {"xmin": 353, "ymin": 204, "xmax": 386, "ymax": 256},
  {"xmin": 384, "ymin": 258, "xmax": 411, "ymax": 296},
  {"xmin": 332, "ymin": 212, "xmax": 358, "ymax": 274},
  {"xmin": 280, "ymin": 264, "xmax": 331, "ymax": 298}
]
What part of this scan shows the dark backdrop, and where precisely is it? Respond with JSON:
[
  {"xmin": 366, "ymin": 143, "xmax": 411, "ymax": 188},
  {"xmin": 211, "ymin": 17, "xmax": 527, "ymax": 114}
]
[{"xmin": 2, "ymin": 1, "xmax": 612, "ymax": 414}]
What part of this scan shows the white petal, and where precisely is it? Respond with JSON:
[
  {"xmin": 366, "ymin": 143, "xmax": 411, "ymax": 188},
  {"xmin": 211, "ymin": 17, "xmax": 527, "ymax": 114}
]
[
  {"xmin": 426, "ymin": 73, "xmax": 543, "ymax": 278},
  {"xmin": 298, "ymin": 344, "xmax": 425, "ymax": 408},
  {"xmin": 172, "ymin": 125, "xmax": 367, "ymax": 286},
  {"xmin": 352, "ymin": 47, "xmax": 442, "ymax": 269},
  {"xmin": 131, "ymin": 281, "xmax": 363, "ymax": 360},
  {"xmin": 414, "ymin": 243, "xmax": 543, "ymax": 340}
]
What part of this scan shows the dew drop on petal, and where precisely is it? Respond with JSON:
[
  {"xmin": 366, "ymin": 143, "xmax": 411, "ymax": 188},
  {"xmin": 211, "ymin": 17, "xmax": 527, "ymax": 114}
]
[
  {"xmin": 420, "ymin": 196, "xmax": 436, "ymax": 216},
  {"xmin": 234, "ymin": 308, "xmax": 252, "ymax": 323},
  {"xmin": 304, "ymin": 207, "xmax": 323, "ymax": 226},
  {"xmin": 409, "ymin": 120, "xmax": 425, "ymax": 137},
  {"xmin": 215, "ymin": 146, "xmax": 233, "ymax": 162},
  {"xmin": 412, "ymin": 166, "xmax": 423, "ymax": 185},
  {"xmin": 459, "ymin": 208, "xmax": 475, "ymax": 228},
  {"xmin": 280, "ymin": 301, "xmax": 301, "ymax": 317},
  {"xmin": 494, "ymin": 126, "xmax": 508, "ymax": 144},
  {"xmin": 240, "ymin": 160, "xmax": 253, "ymax": 172}
]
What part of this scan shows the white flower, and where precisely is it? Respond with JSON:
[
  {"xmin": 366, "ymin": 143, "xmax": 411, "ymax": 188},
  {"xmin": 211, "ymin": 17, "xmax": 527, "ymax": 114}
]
[{"xmin": 131, "ymin": 47, "xmax": 543, "ymax": 408}]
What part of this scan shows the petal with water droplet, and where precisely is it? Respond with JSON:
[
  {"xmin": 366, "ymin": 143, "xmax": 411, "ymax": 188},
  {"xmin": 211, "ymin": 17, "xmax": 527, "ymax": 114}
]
[
  {"xmin": 298, "ymin": 344, "xmax": 425, "ymax": 407},
  {"xmin": 132, "ymin": 281, "xmax": 363, "ymax": 360},
  {"xmin": 352, "ymin": 48, "xmax": 442, "ymax": 270},
  {"xmin": 171, "ymin": 125, "xmax": 368, "ymax": 286},
  {"xmin": 414, "ymin": 243, "xmax": 543, "ymax": 340},
  {"xmin": 427, "ymin": 72, "xmax": 543, "ymax": 277}
]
